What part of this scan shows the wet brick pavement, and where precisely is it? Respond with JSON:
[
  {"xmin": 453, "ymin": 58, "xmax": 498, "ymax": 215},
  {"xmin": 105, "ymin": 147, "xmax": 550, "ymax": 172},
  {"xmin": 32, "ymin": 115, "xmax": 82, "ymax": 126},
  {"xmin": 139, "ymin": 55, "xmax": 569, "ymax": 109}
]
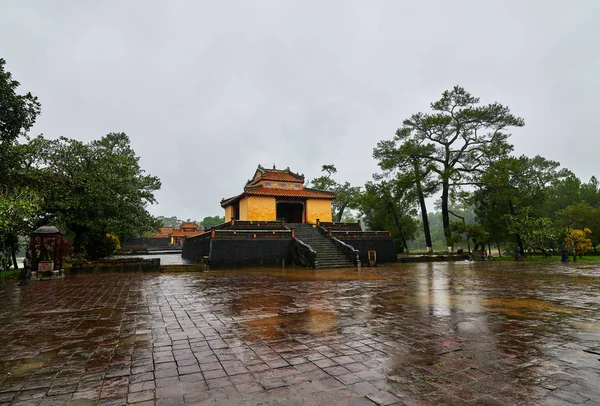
[{"xmin": 1, "ymin": 261, "xmax": 599, "ymax": 405}]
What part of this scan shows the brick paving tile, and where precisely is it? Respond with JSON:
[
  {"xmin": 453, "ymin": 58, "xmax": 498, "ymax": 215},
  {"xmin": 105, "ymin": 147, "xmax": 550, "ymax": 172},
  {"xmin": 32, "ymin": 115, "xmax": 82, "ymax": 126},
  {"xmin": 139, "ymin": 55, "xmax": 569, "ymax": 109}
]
[
  {"xmin": 324, "ymin": 365, "xmax": 352, "ymax": 376},
  {"xmin": 0, "ymin": 267, "xmax": 599, "ymax": 405},
  {"xmin": 126, "ymin": 389, "xmax": 155, "ymax": 404}
]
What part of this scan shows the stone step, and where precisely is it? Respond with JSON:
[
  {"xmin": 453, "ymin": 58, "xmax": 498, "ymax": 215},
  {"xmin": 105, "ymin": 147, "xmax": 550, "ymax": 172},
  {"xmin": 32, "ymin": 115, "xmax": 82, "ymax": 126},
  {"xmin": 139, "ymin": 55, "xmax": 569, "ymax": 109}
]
[{"xmin": 293, "ymin": 228, "xmax": 354, "ymax": 268}]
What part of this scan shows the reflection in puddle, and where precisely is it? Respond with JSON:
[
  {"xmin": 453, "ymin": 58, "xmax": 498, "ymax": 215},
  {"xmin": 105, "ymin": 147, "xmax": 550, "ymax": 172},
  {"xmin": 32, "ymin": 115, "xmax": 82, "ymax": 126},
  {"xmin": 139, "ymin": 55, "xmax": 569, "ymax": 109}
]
[
  {"xmin": 482, "ymin": 297, "xmax": 579, "ymax": 319},
  {"xmin": 243, "ymin": 309, "xmax": 337, "ymax": 339}
]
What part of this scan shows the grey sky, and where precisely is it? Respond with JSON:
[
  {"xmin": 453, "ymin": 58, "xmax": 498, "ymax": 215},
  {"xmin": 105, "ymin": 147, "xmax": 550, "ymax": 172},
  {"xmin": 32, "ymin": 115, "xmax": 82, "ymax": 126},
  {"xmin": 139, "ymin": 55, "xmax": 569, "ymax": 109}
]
[{"xmin": 2, "ymin": 1, "xmax": 599, "ymax": 220}]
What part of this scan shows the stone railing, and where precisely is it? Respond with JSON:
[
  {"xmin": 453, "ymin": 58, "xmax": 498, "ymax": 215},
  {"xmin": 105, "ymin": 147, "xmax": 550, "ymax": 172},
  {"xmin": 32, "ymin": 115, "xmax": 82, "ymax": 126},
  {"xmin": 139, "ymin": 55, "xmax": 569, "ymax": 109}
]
[
  {"xmin": 292, "ymin": 238, "xmax": 317, "ymax": 268},
  {"xmin": 332, "ymin": 237, "xmax": 361, "ymax": 267},
  {"xmin": 317, "ymin": 220, "xmax": 362, "ymax": 231},
  {"xmin": 188, "ymin": 229, "xmax": 292, "ymax": 241},
  {"xmin": 213, "ymin": 230, "xmax": 292, "ymax": 239},
  {"xmin": 329, "ymin": 230, "xmax": 392, "ymax": 239},
  {"xmin": 214, "ymin": 219, "xmax": 288, "ymax": 230}
]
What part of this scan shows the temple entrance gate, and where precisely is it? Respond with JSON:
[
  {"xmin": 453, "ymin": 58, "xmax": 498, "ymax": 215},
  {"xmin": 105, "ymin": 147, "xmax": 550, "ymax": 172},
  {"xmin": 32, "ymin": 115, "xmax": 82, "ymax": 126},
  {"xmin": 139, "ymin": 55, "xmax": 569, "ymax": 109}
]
[{"xmin": 276, "ymin": 201, "xmax": 304, "ymax": 223}]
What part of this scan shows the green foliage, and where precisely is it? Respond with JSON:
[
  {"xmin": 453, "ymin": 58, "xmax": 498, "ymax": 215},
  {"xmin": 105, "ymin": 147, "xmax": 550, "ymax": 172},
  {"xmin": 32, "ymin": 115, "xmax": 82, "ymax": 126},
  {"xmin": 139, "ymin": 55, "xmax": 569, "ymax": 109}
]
[
  {"xmin": 310, "ymin": 165, "xmax": 361, "ymax": 222},
  {"xmin": 26, "ymin": 133, "xmax": 161, "ymax": 257},
  {"xmin": 0, "ymin": 58, "xmax": 42, "ymax": 271},
  {"xmin": 373, "ymin": 139, "xmax": 439, "ymax": 250},
  {"xmin": 85, "ymin": 232, "xmax": 119, "ymax": 260},
  {"xmin": 503, "ymin": 207, "xmax": 558, "ymax": 256},
  {"xmin": 0, "ymin": 187, "xmax": 41, "ymax": 234},
  {"xmin": 157, "ymin": 216, "xmax": 181, "ymax": 227},
  {"xmin": 200, "ymin": 215, "xmax": 225, "ymax": 228},
  {"xmin": 358, "ymin": 180, "xmax": 418, "ymax": 252},
  {"xmin": 0, "ymin": 58, "xmax": 41, "ymax": 145}
]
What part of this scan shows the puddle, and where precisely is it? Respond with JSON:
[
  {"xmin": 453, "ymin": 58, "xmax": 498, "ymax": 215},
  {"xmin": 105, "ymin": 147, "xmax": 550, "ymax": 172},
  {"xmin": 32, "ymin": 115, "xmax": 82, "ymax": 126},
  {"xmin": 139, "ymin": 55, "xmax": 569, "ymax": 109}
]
[
  {"xmin": 243, "ymin": 309, "xmax": 337, "ymax": 339},
  {"xmin": 5, "ymin": 349, "xmax": 60, "ymax": 377},
  {"xmin": 482, "ymin": 298, "xmax": 579, "ymax": 319}
]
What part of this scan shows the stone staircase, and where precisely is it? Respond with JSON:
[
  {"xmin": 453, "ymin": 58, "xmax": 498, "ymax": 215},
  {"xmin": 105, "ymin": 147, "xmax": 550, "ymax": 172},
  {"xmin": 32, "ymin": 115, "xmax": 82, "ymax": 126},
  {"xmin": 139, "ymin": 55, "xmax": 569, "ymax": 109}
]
[{"xmin": 291, "ymin": 224, "xmax": 354, "ymax": 269}]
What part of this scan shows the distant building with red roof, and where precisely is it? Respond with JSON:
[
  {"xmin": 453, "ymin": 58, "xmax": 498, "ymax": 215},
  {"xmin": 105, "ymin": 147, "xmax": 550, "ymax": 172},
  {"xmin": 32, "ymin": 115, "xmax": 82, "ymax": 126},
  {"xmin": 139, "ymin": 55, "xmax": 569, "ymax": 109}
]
[
  {"xmin": 152, "ymin": 223, "xmax": 202, "ymax": 245},
  {"xmin": 221, "ymin": 165, "xmax": 335, "ymax": 223}
]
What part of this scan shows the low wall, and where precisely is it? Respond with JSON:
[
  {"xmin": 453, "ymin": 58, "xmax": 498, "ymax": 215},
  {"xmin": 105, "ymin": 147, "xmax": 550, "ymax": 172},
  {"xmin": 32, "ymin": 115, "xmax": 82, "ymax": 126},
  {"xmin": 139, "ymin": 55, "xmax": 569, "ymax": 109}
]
[
  {"xmin": 182, "ymin": 238, "xmax": 211, "ymax": 263},
  {"xmin": 125, "ymin": 238, "xmax": 170, "ymax": 248},
  {"xmin": 209, "ymin": 239, "xmax": 293, "ymax": 269},
  {"xmin": 398, "ymin": 254, "xmax": 470, "ymax": 263},
  {"xmin": 69, "ymin": 258, "xmax": 161, "ymax": 273},
  {"xmin": 338, "ymin": 238, "xmax": 397, "ymax": 264}
]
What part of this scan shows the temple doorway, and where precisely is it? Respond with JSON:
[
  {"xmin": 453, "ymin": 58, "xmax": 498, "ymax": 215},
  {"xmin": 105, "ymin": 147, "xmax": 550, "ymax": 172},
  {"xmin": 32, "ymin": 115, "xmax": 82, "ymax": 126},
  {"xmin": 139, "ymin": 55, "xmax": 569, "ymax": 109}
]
[{"xmin": 276, "ymin": 202, "xmax": 304, "ymax": 223}]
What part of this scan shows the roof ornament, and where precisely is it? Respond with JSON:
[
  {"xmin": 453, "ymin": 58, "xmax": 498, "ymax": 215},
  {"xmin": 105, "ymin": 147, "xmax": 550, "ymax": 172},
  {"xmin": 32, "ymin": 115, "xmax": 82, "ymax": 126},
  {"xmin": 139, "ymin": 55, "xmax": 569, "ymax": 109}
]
[{"xmin": 273, "ymin": 163, "xmax": 276, "ymax": 169}]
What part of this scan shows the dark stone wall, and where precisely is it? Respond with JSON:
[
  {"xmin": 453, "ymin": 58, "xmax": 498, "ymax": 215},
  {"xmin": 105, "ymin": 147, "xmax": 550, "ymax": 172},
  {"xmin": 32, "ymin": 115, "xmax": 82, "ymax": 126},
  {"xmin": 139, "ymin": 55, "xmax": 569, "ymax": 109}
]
[
  {"xmin": 338, "ymin": 238, "xmax": 397, "ymax": 264},
  {"xmin": 182, "ymin": 238, "xmax": 210, "ymax": 263},
  {"xmin": 209, "ymin": 239, "xmax": 293, "ymax": 269},
  {"xmin": 125, "ymin": 238, "xmax": 170, "ymax": 247}
]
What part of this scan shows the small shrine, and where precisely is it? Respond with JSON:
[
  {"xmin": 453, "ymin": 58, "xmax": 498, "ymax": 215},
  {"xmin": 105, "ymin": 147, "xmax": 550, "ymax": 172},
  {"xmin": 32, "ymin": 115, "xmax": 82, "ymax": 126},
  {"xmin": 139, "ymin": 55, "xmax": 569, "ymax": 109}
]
[
  {"xmin": 220, "ymin": 165, "xmax": 335, "ymax": 224},
  {"xmin": 30, "ymin": 226, "xmax": 65, "ymax": 278}
]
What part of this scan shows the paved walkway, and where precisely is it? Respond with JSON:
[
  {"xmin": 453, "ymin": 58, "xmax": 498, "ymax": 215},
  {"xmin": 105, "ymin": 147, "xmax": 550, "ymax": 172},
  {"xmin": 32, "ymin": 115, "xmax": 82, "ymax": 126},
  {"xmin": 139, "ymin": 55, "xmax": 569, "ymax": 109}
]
[{"xmin": 0, "ymin": 262, "xmax": 599, "ymax": 405}]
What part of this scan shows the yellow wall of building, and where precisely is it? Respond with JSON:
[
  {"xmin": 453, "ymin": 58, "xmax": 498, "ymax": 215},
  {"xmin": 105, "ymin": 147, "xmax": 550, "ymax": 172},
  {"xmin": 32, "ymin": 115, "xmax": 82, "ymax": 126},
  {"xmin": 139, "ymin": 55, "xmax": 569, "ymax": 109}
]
[
  {"xmin": 239, "ymin": 198, "xmax": 248, "ymax": 220},
  {"xmin": 246, "ymin": 196, "xmax": 276, "ymax": 220},
  {"xmin": 306, "ymin": 199, "xmax": 333, "ymax": 223},
  {"xmin": 224, "ymin": 205, "xmax": 233, "ymax": 221}
]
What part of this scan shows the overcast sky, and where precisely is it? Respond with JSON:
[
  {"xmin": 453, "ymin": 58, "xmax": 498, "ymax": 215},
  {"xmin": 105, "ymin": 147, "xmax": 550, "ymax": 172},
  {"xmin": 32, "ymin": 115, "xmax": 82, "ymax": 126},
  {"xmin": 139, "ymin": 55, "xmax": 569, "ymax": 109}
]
[{"xmin": 2, "ymin": 1, "xmax": 599, "ymax": 220}]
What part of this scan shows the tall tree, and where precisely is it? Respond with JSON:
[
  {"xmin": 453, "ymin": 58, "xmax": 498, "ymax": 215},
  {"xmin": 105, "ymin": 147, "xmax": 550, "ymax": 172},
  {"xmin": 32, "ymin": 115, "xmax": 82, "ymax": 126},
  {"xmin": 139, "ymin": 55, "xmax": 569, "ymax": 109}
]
[
  {"xmin": 310, "ymin": 165, "xmax": 361, "ymax": 222},
  {"xmin": 0, "ymin": 58, "xmax": 41, "ymax": 146},
  {"xmin": 394, "ymin": 86, "xmax": 524, "ymax": 249},
  {"xmin": 28, "ymin": 133, "xmax": 161, "ymax": 257},
  {"xmin": 200, "ymin": 215, "xmax": 225, "ymax": 228},
  {"xmin": 374, "ymin": 140, "xmax": 438, "ymax": 252},
  {"xmin": 0, "ymin": 58, "xmax": 42, "ymax": 270}
]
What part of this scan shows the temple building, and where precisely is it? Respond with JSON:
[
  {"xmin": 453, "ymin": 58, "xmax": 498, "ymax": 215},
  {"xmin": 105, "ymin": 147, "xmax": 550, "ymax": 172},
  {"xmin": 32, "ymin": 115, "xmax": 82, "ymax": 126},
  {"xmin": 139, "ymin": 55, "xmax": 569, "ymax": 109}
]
[
  {"xmin": 220, "ymin": 165, "xmax": 335, "ymax": 224},
  {"xmin": 183, "ymin": 164, "xmax": 397, "ymax": 269}
]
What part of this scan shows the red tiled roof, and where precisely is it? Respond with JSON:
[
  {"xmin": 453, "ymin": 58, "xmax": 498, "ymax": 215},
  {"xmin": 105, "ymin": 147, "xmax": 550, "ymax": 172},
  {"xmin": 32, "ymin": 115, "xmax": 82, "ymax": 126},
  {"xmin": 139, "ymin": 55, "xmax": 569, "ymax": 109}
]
[
  {"xmin": 180, "ymin": 222, "xmax": 199, "ymax": 229},
  {"xmin": 257, "ymin": 172, "xmax": 303, "ymax": 182},
  {"xmin": 221, "ymin": 187, "xmax": 335, "ymax": 207},
  {"xmin": 247, "ymin": 165, "xmax": 304, "ymax": 186},
  {"xmin": 247, "ymin": 186, "xmax": 334, "ymax": 198}
]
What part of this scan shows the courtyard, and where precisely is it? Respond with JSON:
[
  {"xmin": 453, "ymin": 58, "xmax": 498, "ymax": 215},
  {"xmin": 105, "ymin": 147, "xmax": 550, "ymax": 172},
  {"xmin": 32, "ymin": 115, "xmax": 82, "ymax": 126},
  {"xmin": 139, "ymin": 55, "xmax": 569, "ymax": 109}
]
[{"xmin": 0, "ymin": 262, "xmax": 599, "ymax": 405}]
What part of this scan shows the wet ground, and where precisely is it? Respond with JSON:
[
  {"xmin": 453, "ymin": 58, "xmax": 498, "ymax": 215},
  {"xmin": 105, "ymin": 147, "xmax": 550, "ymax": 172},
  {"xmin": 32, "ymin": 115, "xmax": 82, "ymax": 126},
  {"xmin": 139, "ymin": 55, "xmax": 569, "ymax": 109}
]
[
  {"xmin": 108, "ymin": 253, "xmax": 191, "ymax": 266},
  {"xmin": 0, "ymin": 261, "xmax": 599, "ymax": 405}
]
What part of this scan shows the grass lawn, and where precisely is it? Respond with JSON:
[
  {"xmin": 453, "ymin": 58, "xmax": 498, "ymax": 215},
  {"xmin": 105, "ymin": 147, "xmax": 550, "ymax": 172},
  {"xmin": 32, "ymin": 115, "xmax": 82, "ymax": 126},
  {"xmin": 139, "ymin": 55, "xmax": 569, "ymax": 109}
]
[
  {"xmin": 0, "ymin": 268, "xmax": 21, "ymax": 283},
  {"xmin": 494, "ymin": 254, "xmax": 600, "ymax": 262}
]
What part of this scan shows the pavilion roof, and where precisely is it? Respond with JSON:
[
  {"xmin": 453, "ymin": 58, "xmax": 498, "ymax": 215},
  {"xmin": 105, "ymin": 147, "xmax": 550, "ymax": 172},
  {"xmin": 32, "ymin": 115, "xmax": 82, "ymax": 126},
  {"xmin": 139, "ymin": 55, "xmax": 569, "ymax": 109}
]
[
  {"xmin": 221, "ymin": 186, "xmax": 335, "ymax": 207},
  {"xmin": 246, "ymin": 164, "xmax": 304, "ymax": 186}
]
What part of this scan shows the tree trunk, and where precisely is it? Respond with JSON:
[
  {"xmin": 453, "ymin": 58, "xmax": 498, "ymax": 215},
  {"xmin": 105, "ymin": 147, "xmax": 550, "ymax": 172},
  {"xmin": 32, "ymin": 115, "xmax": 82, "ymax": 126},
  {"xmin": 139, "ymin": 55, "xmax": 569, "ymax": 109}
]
[
  {"xmin": 496, "ymin": 242, "xmax": 502, "ymax": 257},
  {"xmin": 508, "ymin": 200, "xmax": 525, "ymax": 255},
  {"xmin": 72, "ymin": 226, "xmax": 85, "ymax": 254},
  {"xmin": 389, "ymin": 203, "xmax": 409, "ymax": 253},
  {"xmin": 335, "ymin": 205, "xmax": 347, "ymax": 223},
  {"xmin": 441, "ymin": 181, "xmax": 452, "ymax": 251},
  {"xmin": 11, "ymin": 244, "xmax": 17, "ymax": 269},
  {"xmin": 416, "ymin": 178, "xmax": 432, "ymax": 252},
  {"xmin": 8, "ymin": 232, "xmax": 18, "ymax": 269}
]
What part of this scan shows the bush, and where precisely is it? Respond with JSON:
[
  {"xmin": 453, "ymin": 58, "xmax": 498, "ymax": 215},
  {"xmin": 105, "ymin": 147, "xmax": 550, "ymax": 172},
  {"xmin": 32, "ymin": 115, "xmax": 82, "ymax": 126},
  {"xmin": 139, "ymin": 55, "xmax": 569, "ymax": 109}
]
[{"xmin": 85, "ymin": 233, "xmax": 119, "ymax": 260}]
